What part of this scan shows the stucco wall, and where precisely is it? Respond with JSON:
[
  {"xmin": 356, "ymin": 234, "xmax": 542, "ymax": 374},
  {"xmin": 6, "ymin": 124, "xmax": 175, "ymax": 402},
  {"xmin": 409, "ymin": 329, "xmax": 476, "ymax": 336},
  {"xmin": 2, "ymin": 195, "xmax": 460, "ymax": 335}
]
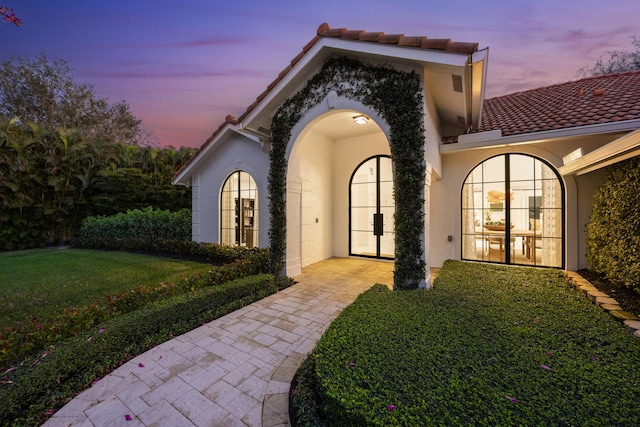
[
  {"xmin": 189, "ymin": 131, "xmax": 270, "ymax": 247},
  {"xmin": 431, "ymin": 134, "xmax": 616, "ymax": 271}
]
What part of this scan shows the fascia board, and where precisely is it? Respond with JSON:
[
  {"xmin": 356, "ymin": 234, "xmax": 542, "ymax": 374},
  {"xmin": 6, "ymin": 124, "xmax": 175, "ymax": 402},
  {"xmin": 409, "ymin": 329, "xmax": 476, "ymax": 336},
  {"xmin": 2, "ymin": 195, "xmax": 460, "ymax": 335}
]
[
  {"xmin": 440, "ymin": 119, "xmax": 640, "ymax": 154},
  {"xmin": 321, "ymin": 37, "xmax": 471, "ymax": 67},
  {"xmin": 470, "ymin": 48, "xmax": 489, "ymax": 129},
  {"xmin": 557, "ymin": 127, "xmax": 640, "ymax": 176},
  {"xmin": 172, "ymin": 124, "xmax": 237, "ymax": 185}
]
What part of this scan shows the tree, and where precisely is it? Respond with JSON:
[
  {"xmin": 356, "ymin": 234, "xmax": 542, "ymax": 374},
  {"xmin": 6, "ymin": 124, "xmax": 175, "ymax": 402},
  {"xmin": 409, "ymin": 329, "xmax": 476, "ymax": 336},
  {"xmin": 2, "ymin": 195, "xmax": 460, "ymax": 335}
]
[
  {"xmin": 0, "ymin": 6, "xmax": 22, "ymax": 26},
  {"xmin": 1, "ymin": 118, "xmax": 193, "ymax": 250},
  {"xmin": 579, "ymin": 36, "xmax": 640, "ymax": 77},
  {"xmin": 0, "ymin": 53, "xmax": 145, "ymax": 145}
]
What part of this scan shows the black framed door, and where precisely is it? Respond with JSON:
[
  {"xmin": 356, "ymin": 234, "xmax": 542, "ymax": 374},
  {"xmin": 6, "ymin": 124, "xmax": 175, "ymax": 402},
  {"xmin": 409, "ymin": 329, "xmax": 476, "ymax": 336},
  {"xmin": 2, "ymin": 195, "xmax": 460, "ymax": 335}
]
[{"xmin": 349, "ymin": 155, "xmax": 394, "ymax": 259}]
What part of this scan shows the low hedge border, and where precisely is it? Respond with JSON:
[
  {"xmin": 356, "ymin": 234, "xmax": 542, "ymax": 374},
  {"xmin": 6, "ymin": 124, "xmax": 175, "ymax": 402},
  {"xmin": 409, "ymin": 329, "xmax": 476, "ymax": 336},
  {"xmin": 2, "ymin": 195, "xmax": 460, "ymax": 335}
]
[
  {"xmin": 0, "ymin": 249, "xmax": 270, "ymax": 366},
  {"xmin": 70, "ymin": 236, "xmax": 261, "ymax": 264},
  {"xmin": 1, "ymin": 273, "xmax": 292, "ymax": 426}
]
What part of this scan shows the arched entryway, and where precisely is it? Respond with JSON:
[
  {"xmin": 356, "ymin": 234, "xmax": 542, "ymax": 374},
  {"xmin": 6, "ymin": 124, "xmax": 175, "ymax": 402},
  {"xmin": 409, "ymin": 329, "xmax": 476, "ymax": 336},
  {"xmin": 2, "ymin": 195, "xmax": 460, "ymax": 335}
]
[
  {"xmin": 220, "ymin": 170, "xmax": 258, "ymax": 248},
  {"xmin": 284, "ymin": 109, "xmax": 391, "ymax": 276},
  {"xmin": 461, "ymin": 154, "xmax": 564, "ymax": 267},
  {"xmin": 349, "ymin": 155, "xmax": 395, "ymax": 259}
]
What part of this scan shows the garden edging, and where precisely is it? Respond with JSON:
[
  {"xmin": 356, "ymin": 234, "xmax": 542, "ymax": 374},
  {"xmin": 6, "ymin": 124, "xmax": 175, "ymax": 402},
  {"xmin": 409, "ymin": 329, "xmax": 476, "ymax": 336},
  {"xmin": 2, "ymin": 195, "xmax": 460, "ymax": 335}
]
[{"xmin": 565, "ymin": 271, "xmax": 640, "ymax": 339}]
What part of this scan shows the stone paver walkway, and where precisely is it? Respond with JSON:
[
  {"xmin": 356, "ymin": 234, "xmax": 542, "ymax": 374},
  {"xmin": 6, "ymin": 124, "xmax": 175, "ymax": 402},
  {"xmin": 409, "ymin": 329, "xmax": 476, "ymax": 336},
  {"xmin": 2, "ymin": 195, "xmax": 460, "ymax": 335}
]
[{"xmin": 42, "ymin": 258, "xmax": 395, "ymax": 427}]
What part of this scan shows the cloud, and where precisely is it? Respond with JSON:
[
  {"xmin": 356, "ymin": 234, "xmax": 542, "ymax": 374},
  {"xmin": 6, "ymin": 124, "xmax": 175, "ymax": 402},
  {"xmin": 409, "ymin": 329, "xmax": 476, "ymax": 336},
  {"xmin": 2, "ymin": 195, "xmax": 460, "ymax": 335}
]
[
  {"xmin": 78, "ymin": 67, "xmax": 268, "ymax": 80},
  {"xmin": 141, "ymin": 36, "xmax": 251, "ymax": 49}
]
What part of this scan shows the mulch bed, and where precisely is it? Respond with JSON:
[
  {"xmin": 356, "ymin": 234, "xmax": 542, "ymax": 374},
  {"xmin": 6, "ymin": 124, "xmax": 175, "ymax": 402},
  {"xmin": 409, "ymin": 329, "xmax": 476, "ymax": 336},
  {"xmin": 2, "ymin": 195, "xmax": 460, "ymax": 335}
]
[{"xmin": 578, "ymin": 269, "xmax": 640, "ymax": 318}]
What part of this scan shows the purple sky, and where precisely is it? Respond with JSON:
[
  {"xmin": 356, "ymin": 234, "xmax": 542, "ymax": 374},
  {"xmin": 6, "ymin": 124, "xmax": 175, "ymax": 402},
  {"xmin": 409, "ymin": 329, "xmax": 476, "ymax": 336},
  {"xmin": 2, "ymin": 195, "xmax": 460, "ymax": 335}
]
[{"xmin": 2, "ymin": 0, "xmax": 639, "ymax": 148}]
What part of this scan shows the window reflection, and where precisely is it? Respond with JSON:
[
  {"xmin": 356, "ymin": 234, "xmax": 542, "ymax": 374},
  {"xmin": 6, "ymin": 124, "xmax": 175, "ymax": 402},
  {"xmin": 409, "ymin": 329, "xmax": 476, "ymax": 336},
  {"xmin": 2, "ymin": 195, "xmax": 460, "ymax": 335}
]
[{"xmin": 461, "ymin": 154, "xmax": 563, "ymax": 267}]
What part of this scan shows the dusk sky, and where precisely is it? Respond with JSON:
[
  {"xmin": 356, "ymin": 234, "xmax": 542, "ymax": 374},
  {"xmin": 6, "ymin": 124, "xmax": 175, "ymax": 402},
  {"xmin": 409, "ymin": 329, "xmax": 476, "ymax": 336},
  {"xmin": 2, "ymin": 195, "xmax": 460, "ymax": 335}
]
[{"xmin": 2, "ymin": 0, "xmax": 639, "ymax": 148}]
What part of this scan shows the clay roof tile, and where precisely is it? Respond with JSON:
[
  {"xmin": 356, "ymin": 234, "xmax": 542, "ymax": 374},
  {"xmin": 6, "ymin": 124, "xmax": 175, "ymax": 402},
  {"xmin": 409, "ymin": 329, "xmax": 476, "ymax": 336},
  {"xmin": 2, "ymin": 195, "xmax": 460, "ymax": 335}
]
[
  {"xmin": 473, "ymin": 69, "xmax": 640, "ymax": 139},
  {"xmin": 342, "ymin": 29, "xmax": 365, "ymax": 40},
  {"xmin": 379, "ymin": 33, "xmax": 404, "ymax": 44},
  {"xmin": 359, "ymin": 31, "xmax": 383, "ymax": 42},
  {"xmin": 180, "ymin": 23, "xmax": 483, "ymax": 171},
  {"xmin": 421, "ymin": 38, "xmax": 451, "ymax": 50},
  {"xmin": 399, "ymin": 36, "xmax": 427, "ymax": 47}
]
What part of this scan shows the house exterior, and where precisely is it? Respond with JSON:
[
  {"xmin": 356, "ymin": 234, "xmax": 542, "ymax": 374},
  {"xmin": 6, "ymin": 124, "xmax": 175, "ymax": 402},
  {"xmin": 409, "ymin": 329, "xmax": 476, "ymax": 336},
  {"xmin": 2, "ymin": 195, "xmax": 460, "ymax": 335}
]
[{"xmin": 173, "ymin": 23, "xmax": 640, "ymax": 289}]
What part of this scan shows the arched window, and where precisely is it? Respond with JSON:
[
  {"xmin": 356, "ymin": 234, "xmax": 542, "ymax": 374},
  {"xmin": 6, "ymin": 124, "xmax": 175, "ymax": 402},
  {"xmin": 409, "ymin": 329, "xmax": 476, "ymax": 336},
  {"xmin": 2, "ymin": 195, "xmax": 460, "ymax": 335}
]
[
  {"xmin": 461, "ymin": 154, "xmax": 563, "ymax": 267},
  {"xmin": 220, "ymin": 171, "xmax": 258, "ymax": 248}
]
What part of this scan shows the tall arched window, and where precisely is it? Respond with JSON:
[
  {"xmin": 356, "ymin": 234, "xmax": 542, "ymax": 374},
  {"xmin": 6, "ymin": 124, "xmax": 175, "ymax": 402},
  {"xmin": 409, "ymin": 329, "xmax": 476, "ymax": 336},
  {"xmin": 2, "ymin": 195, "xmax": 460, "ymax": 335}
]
[
  {"xmin": 461, "ymin": 154, "xmax": 563, "ymax": 267},
  {"xmin": 220, "ymin": 171, "xmax": 258, "ymax": 248}
]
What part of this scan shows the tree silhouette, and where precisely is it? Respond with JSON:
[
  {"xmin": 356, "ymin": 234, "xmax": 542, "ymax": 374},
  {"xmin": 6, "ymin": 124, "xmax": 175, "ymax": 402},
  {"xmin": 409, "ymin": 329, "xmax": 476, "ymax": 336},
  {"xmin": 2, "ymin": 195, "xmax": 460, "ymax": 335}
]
[{"xmin": 579, "ymin": 36, "xmax": 640, "ymax": 76}]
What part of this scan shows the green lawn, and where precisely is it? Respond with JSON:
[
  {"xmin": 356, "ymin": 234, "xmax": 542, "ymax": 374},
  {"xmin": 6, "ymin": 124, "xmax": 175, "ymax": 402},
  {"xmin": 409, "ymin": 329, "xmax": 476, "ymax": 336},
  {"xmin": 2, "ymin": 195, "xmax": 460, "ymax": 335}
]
[{"xmin": 0, "ymin": 248, "xmax": 212, "ymax": 328}]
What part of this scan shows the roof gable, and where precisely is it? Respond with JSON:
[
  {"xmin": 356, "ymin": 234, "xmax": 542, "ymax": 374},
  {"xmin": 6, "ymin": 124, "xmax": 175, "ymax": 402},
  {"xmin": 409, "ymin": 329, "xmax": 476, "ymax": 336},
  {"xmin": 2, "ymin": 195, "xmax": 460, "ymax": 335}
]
[{"xmin": 174, "ymin": 23, "xmax": 482, "ymax": 184}]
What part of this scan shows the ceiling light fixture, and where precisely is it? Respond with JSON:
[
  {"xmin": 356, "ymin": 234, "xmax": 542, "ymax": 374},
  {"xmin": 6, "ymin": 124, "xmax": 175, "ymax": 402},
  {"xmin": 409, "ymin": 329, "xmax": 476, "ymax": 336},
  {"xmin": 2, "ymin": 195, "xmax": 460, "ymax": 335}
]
[{"xmin": 352, "ymin": 114, "xmax": 369, "ymax": 125}]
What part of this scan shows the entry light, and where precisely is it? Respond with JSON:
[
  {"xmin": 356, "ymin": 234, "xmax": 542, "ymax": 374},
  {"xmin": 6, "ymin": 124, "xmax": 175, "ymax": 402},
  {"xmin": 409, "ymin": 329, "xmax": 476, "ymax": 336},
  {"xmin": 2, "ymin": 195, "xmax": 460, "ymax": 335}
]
[{"xmin": 352, "ymin": 114, "xmax": 369, "ymax": 125}]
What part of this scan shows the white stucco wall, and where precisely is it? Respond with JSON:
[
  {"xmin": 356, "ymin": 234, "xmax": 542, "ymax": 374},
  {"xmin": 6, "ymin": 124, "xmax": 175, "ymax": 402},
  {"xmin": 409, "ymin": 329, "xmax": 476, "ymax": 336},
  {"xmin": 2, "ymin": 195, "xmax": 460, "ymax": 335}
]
[
  {"xmin": 188, "ymin": 131, "xmax": 270, "ymax": 247},
  {"xmin": 431, "ymin": 135, "xmax": 616, "ymax": 271}
]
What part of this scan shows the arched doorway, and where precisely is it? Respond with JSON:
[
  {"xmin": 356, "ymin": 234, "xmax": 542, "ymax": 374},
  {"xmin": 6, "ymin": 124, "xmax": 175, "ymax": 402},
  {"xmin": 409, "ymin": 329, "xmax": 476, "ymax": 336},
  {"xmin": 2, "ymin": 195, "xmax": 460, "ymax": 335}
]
[
  {"xmin": 284, "ymin": 109, "xmax": 391, "ymax": 276},
  {"xmin": 220, "ymin": 170, "xmax": 258, "ymax": 248},
  {"xmin": 349, "ymin": 155, "xmax": 395, "ymax": 259},
  {"xmin": 461, "ymin": 154, "xmax": 564, "ymax": 267}
]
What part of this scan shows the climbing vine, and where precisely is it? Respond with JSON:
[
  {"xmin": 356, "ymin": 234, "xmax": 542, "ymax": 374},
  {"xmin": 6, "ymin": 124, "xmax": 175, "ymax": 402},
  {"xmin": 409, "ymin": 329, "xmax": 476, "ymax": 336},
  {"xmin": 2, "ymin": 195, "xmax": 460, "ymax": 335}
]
[{"xmin": 268, "ymin": 56, "xmax": 426, "ymax": 289}]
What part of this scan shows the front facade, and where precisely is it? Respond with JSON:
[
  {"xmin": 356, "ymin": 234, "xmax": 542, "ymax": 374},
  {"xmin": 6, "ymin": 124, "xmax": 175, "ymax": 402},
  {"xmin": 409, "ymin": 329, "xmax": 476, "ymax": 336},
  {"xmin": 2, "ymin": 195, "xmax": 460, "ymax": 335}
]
[{"xmin": 173, "ymin": 23, "xmax": 640, "ymax": 288}]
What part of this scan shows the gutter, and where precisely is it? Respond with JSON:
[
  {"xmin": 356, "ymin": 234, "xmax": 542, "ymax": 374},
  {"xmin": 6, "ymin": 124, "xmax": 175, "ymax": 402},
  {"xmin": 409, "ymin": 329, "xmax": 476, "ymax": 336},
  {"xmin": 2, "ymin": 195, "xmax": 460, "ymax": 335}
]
[
  {"xmin": 440, "ymin": 119, "xmax": 640, "ymax": 154},
  {"xmin": 557, "ymin": 127, "xmax": 640, "ymax": 176}
]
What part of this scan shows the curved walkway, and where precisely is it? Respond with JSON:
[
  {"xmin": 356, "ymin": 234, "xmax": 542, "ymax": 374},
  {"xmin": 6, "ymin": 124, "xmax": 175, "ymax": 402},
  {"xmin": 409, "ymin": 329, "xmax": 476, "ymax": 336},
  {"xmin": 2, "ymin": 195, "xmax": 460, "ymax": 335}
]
[{"xmin": 42, "ymin": 258, "xmax": 394, "ymax": 427}]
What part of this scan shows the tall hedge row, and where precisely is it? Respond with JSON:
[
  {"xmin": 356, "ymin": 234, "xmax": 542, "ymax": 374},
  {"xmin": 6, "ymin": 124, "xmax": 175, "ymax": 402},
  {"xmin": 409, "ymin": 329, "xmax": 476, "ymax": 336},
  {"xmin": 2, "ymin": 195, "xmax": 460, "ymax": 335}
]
[{"xmin": 587, "ymin": 156, "xmax": 640, "ymax": 291}]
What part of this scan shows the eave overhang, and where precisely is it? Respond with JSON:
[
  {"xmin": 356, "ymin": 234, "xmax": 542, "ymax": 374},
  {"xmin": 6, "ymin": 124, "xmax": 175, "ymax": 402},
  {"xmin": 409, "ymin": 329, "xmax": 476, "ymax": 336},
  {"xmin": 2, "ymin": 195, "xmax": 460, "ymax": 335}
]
[
  {"xmin": 440, "ymin": 119, "xmax": 640, "ymax": 155},
  {"xmin": 557, "ymin": 126, "xmax": 640, "ymax": 176}
]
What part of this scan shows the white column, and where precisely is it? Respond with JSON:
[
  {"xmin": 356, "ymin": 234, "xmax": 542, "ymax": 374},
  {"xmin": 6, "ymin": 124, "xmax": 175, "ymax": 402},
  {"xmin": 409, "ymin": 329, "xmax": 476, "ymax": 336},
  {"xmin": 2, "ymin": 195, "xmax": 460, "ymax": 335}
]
[{"xmin": 191, "ymin": 174, "xmax": 200, "ymax": 241}]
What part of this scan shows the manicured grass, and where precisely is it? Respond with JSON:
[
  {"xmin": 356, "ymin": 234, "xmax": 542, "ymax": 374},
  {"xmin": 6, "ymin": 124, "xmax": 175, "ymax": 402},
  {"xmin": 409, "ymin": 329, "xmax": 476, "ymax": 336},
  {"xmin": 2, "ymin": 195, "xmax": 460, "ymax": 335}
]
[
  {"xmin": 0, "ymin": 248, "xmax": 211, "ymax": 328},
  {"xmin": 299, "ymin": 260, "xmax": 640, "ymax": 426}
]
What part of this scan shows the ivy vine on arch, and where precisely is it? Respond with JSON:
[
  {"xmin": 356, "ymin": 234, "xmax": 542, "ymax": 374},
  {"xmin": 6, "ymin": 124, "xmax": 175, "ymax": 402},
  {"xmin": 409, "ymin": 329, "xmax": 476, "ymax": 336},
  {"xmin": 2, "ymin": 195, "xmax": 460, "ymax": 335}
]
[{"xmin": 268, "ymin": 56, "xmax": 426, "ymax": 290}]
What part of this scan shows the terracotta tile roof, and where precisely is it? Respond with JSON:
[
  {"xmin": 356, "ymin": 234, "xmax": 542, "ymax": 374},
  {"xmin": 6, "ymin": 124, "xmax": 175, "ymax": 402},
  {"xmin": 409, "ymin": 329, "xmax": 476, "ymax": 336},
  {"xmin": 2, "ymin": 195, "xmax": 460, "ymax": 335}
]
[
  {"xmin": 443, "ymin": 70, "xmax": 640, "ymax": 144},
  {"xmin": 175, "ymin": 23, "xmax": 480, "ymax": 179}
]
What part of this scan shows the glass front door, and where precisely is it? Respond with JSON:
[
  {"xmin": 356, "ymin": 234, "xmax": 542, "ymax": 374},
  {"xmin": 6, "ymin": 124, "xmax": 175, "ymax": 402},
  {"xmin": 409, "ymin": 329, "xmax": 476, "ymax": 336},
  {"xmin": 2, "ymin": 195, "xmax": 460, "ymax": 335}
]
[{"xmin": 350, "ymin": 155, "xmax": 394, "ymax": 259}]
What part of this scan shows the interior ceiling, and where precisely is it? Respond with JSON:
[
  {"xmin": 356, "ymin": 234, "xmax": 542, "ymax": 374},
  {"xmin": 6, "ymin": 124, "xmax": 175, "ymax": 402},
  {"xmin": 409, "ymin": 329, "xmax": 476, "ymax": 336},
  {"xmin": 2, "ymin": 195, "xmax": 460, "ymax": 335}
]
[{"xmin": 310, "ymin": 110, "xmax": 383, "ymax": 140}]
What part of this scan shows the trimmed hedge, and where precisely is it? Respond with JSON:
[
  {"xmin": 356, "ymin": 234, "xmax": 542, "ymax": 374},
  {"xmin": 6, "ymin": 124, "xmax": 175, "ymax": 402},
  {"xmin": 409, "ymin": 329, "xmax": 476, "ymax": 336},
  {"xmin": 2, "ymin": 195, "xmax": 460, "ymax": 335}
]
[
  {"xmin": 0, "ymin": 249, "xmax": 270, "ymax": 367},
  {"xmin": 296, "ymin": 261, "xmax": 640, "ymax": 426},
  {"xmin": 75, "ymin": 207, "xmax": 191, "ymax": 241},
  {"xmin": 71, "ymin": 236, "xmax": 261, "ymax": 265},
  {"xmin": 587, "ymin": 156, "xmax": 640, "ymax": 292},
  {"xmin": 1, "ymin": 273, "xmax": 292, "ymax": 426}
]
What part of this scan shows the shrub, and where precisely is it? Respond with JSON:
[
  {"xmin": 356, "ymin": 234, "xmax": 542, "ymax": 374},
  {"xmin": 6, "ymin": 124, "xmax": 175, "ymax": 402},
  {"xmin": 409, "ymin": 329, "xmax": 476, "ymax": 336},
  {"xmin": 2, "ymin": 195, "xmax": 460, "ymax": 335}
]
[
  {"xmin": 587, "ymin": 156, "xmax": 640, "ymax": 292},
  {"xmin": 302, "ymin": 261, "xmax": 640, "ymax": 426},
  {"xmin": 0, "ymin": 273, "xmax": 293, "ymax": 426},
  {"xmin": 290, "ymin": 355, "xmax": 326, "ymax": 427},
  {"xmin": 75, "ymin": 207, "xmax": 191, "ymax": 241}
]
